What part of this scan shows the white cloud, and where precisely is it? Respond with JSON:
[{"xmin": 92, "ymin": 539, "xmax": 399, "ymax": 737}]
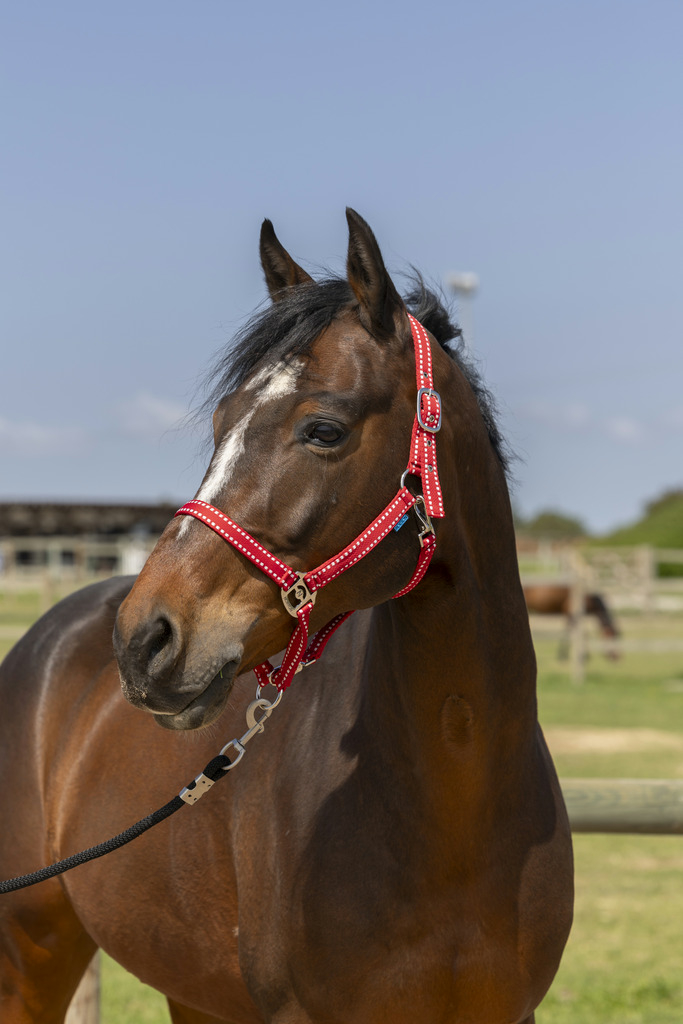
[
  {"xmin": 517, "ymin": 399, "xmax": 652, "ymax": 446},
  {"xmin": 517, "ymin": 400, "xmax": 592, "ymax": 430},
  {"xmin": 0, "ymin": 416, "xmax": 87, "ymax": 456},
  {"xmin": 117, "ymin": 392, "xmax": 189, "ymax": 439},
  {"xmin": 662, "ymin": 407, "xmax": 683, "ymax": 430},
  {"xmin": 604, "ymin": 416, "xmax": 645, "ymax": 443}
]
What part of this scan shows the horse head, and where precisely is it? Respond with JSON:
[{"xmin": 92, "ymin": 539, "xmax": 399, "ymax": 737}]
[{"xmin": 113, "ymin": 210, "xmax": 461, "ymax": 729}]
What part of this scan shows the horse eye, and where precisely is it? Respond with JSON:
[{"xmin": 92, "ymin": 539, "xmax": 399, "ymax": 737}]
[{"xmin": 306, "ymin": 422, "xmax": 345, "ymax": 446}]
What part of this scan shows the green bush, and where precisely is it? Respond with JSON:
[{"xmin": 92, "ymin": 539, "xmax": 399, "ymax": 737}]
[{"xmin": 657, "ymin": 561, "xmax": 683, "ymax": 578}]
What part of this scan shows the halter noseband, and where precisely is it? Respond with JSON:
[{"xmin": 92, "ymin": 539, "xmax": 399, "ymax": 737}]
[{"xmin": 174, "ymin": 314, "xmax": 444, "ymax": 691}]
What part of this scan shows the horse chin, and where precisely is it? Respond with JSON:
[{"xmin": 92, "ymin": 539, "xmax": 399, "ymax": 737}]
[{"xmin": 152, "ymin": 660, "xmax": 240, "ymax": 732}]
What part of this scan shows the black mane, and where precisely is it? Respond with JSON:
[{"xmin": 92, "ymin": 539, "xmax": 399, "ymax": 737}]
[{"xmin": 200, "ymin": 276, "xmax": 510, "ymax": 474}]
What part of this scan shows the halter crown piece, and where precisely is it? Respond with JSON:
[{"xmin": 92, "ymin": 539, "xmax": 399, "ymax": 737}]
[{"xmin": 175, "ymin": 314, "xmax": 444, "ymax": 691}]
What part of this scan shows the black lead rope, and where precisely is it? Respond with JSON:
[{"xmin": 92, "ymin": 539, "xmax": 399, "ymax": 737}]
[{"xmin": 0, "ymin": 753, "xmax": 233, "ymax": 895}]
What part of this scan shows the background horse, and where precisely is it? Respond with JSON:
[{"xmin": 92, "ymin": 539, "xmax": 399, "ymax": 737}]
[
  {"xmin": 523, "ymin": 583, "xmax": 621, "ymax": 660},
  {"xmin": 0, "ymin": 210, "xmax": 573, "ymax": 1023}
]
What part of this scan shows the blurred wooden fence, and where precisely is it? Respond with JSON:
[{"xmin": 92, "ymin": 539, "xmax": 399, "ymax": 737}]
[
  {"xmin": 563, "ymin": 778, "xmax": 683, "ymax": 834},
  {"xmin": 0, "ymin": 535, "xmax": 156, "ymax": 586},
  {"xmin": 65, "ymin": 956, "xmax": 100, "ymax": 1024},
  {"xmin": 518, "ymin": 541, "xmax": 683, "ymax": 610},
  {"xmin": 519, "ymin": 541, "xmax": 683, "ymax": 683}
]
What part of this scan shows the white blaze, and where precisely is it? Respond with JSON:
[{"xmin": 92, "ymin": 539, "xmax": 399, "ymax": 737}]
[
  {"xmin": 181, "ymin": 360, "xmax": 303, "ymax": 530},
  {"xmin": 195, "ymin": 412, "xmax": 254, "ymax": 505}
]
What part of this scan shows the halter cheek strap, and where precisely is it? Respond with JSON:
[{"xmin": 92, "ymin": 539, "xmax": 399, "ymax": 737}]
[
  {"xmin": 174, "ymin": 313, "xmax": 444, "ymax": 691},
  {"xmin": 407, "ymin": 314, "xmax": 444, "ymax": 518}
]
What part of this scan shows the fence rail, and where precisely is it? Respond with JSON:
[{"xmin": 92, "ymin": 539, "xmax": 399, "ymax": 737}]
[
  {"xmin": 519, "ymin": 542, "xmax": 683, "ymax": 607},
  {"xmin": 0, "ymin": 535, "xmax": 156, "ymax": 580},
  {"xmin": 561, "ymin": 778, "xmax": 683, "ymax": 834}
]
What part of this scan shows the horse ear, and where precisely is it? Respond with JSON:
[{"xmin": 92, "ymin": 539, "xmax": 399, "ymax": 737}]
[
  {"xmin": 346, "ymin": 208, "xmax": 405, "ymax": 340},
  {"xmin": 260, "ymin": 219, "xmax": 314, "ymax": 301}
]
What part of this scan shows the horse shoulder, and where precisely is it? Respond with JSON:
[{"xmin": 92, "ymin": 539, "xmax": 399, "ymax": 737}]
[{"xmin": 0, "ymin": 577, "xmax": 135, "ymax": 804}]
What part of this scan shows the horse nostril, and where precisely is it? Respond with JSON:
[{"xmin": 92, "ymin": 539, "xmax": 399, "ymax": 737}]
[
  {"xmin": 138, "ymin": 615, "xmax": 177, "ymax": 679},
  {"xmin": 147, "ymin": 617, "xmax": 173, "ymax": 664},
  {"xmin": 113, "ymin": 606, "xmax": 183, "ymax": 695}
]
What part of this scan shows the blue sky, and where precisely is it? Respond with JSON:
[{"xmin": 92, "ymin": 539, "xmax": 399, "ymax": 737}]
[{"xmin": 2, "ymin": 0, "xmax": 681, "ymax": 533}]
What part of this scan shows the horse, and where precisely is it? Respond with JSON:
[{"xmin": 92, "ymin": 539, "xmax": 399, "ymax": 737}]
[
  {"xmin": 523, "ymin": 584, "xmax": 621, "ymax": 660},
  {"xmin": 0, "ymin": 209, "xmax": 573, "ymax": 1023}
]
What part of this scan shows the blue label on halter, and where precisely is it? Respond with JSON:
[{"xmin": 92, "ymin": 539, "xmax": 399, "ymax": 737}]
[{"xmin": 394, "ymin": 514, "xmax": 409, "ymax": 532}]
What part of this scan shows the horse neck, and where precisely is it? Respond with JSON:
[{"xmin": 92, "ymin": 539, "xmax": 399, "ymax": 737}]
[
  {"xmin": 357, "ymin": 414, "xmax": 538, "ymax": 834},
  {"xmin": 586, "ymin": 594, "xmax": 615, "ymax": 634}
]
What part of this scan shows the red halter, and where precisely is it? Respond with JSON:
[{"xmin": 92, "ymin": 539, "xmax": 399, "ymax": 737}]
[{"xmin": 175, "ymin": 314, "xmax": 444, "ymax": 691}]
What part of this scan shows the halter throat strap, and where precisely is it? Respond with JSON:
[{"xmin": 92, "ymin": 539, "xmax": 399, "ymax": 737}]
[{"xmin": 174, "ymin": 313, "xmax": 444, "ymax": 690}]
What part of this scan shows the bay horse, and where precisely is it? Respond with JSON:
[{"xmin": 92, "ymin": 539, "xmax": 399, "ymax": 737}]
[
  {"xmin": 0, "ymin": 210, "xmax": 573, "ymax": 1023},
  {"xmin": 523, "ymin": 584, "xmax": 621, "ymax": 660}
]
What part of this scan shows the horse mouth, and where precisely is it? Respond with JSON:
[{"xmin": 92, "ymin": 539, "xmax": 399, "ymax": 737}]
[{"xmin": 153, "ymin": 659, "xmax": 241, "ymax": 732}]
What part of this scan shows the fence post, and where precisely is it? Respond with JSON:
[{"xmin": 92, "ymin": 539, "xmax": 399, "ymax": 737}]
[
  {"xmin": 569, "ymin": 549, "xmax": 586, "ymax": 685},
  {"xmin": 639, "ymin": 544, "xmax": 655, "ymax": 614},
  {"xmin": 39, "ymin": 571, "xmax": 56, "ymax": 616},
  {"xmin": 65, "ymin": 953, "xmax": 100, "ymax": 1024}
]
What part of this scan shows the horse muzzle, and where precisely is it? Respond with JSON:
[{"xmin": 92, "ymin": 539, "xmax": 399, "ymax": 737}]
[
  {"xmin": 112, "ymin": 604, "xmax": 244, "ymax": 730},
  {"xmin": 151, "ymin": 656, "xmax": 242, "ymax": 731}
]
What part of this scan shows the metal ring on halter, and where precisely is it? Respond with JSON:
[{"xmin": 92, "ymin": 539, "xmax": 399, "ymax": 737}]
[
  {"xmin": 400, "ymin": 469, "xmax": 415, "ymax": 491},
  {"xmin": 268, "ymin": 657, "xmax": 315, "ymax": 689},
  {"xmin": 254, "ymin": 684, "xmax": 285, "ymax": 708},
  {"xmin": 400, "ymin": 469, "xmax": 427, "ymax": 498}
]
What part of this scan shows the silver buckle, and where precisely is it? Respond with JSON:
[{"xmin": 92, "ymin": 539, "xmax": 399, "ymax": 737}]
[
  {"xmin": 417, "ymin": 387, "xmax": 442, "ymax": 433},
  {"xmin": 281, "ymin": 572, "xmax": 317, "ymax": 618}
]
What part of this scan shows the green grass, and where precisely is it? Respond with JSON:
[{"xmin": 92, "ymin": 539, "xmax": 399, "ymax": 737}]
[
  {"xmin": 535, "ymin": 640, "xmax": 683, "ymax": 736},
  {"xmin": 101, "ymin": 955, "xmax": 169, "ymax": 1022},
  {"xmin": 551, "ymin": 748, "xmax": 683, "ymax": 781},
  {"xmin": 2, "ymin": 586, "xmax": 682, "ymax": 1022},
  {"xmin": 539, "ymin": 834, "xmax": 683, "ymax": 1024},
  {"xmin": 0, "ymin": 582, "xmax": 81, "ymax": 660},
  {"xmin": 0, "ymin": 587, "xmax": 44, "ymax": 624},
  {"xmin": 534, "ymin": 620, "xmax": 683, "ymax": 1024}
]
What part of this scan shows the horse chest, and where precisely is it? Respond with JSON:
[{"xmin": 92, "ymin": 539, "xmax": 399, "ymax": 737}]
[
  {"xmin": 239, "ymin": 893, "xmax": 532, "ymax": 1024},
  {"xmin": 233, "ymin": 819, "xmax": 531, "ymax": 1024}
]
